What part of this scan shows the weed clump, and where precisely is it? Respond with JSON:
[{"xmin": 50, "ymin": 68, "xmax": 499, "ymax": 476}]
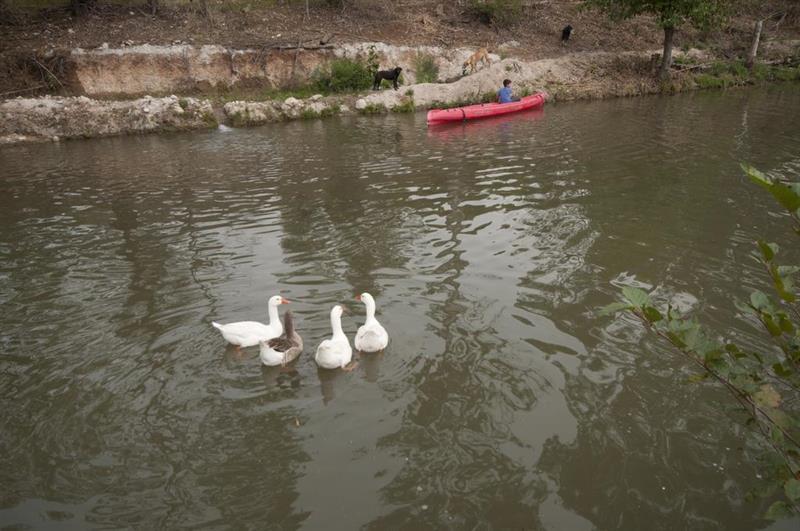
[
  {"xmin": 412, "ymin": 53, "xmax": 439, "ymax": 84},
  {"xmin": 313, "ymin": 58, "xmax": 372, "ymax": 93}
]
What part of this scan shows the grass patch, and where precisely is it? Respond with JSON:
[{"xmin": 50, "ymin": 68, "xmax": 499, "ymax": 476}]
[
  {"xmin": 209, "ymin": 85, "xmax": 320, "ymax": 105},
  {"xmin": 300, "ymin": 104, "xmax": 340, "ymax": 120},
  {"xmin": 228, "ymin": 110, "xmax": 248, "ymax": 127},
  {"xmin": 412, "ymin": 53, "xmax": 439, "ymax": 84},
  {"xmin": 261, "ymin": 86, "xmax": 320, "ymax": 100},
  {"xmin": 772, "ymin": 66, "xmax": 800, "ymax": 82},
  {"xmin": 694, "ymin": 74, "xmax": 732, "ymax": 89},
  {"xmin": 201, "ymin": 111, "xmax": 218, "ymax": 127},
  {"xmin": 692, "ymin": 60, "xmax": 800, "ymax": 91},
  {"xmin": 390, "ymin": 98, "xmax": 416, "ymax": 113},
  {"xmin": 673, "ymin": 55, "xmax": 697, "ymax": 66},
  {"xmin": 358, "ymin": 103, "xmax": 387, "ymax": 115},
  {"xmin": 300, "ymin": 108, "xmax": 320, "ymax": 120},
  {"xmin": 518, "ymin": 86, "xmax": 533, "ymax": 97}
]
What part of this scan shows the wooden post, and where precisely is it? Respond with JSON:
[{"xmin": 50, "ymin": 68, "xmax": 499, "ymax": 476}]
[
  {"xmin": 746, "ymin": 19, "xmax": 763, "ymax": 71},
  {"xmin": 659, "ymin": 26, "xmax": 675, "ymax": 80}
]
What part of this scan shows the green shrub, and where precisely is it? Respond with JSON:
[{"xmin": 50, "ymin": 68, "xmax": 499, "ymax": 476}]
[
  {"xmin": 313, "ymin": 58, "xmax": 372, "ymax": 93},
  {"xmin": 695, "ymin": 74, "xmax": 726, "ymax": 89},
  {"xmin": 412, "ymin": 53, "xmax": 439, "ymax": 83}
]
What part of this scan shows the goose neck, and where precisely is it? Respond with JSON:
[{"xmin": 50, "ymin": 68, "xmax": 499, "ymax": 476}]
[
  {"xmin": 364, "ymin": 299, "xmax": 376, "ymax": 322},
  {"xmin": 331, "ymin": 312, "xmax": 345, "ymax": 339},
  {"xmin": 268, "ymin": 302, "xmax": 280, "ymax": 327}
]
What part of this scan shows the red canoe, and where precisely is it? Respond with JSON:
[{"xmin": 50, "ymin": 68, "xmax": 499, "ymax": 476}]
[{"xmin": 427, "ymin": 93, "xmax": 547, "ymax": 125}]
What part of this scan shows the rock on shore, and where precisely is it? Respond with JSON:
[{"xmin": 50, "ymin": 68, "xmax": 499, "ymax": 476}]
[{"xmin": 0, "ymin": 95, "xmax": 216, "ymax": 143}]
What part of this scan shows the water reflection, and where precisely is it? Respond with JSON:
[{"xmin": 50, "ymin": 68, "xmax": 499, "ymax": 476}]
[{"xmin": 0, "ymin": 87, "xmax": 799, "ymax": 530}]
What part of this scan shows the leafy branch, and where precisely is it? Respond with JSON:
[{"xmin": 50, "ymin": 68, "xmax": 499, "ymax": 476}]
[{"xmin": 601, "ymin": 164, "xmax": 800, "ymax": 519}]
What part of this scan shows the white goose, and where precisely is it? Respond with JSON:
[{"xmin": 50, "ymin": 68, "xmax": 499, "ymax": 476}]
[
  {"xmin": 212, "ymin": 295, "xmax": 288, "ymax": 348},
  {"xmin": 315, "ymin": 305, "xmax": 353, "ymax": 369},
  {"xmin": 354, "ymin": 292, "xmax": 389, "ymax": 353}
]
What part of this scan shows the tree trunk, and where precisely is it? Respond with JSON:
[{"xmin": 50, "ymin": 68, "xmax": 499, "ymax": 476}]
[
  {"xmin": 147, "ymin": 0, "xmax": 158, "ymax": 16},
  {"xmin": 746, "ymin": 19, "xmax": 763, "ymax": 71},
  {"xmin": 659, "ymin": 26, "xmax": 675, "ymax": 80}
]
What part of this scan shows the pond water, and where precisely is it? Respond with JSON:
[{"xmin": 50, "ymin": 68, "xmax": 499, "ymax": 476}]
[{"xmin": 1, "ymin": 86, "xmax": 800, "ymax": 530}]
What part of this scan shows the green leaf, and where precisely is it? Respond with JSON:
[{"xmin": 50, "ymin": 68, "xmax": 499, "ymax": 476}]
[
  {"xmin": 766, "ymin": 408, "xmax": 797, "ymax": 429},
  {"xmin": 643, "ymin": 306, "xmax": 663, "ymax": 323},
  {"xmin": 778, "ymin": 315, "xmax": 794, "ymax": 334},
  {"xmin": 772, "ymin": 265, "xmax": 797, "ymax": 303},
  {"xmin": 764, "ymin": 500, "xmax": 792, "ymax": 520},
  {"xmin": 754, "ymin": 384, "xmax": 781, "ymax": 408},
  {"xmin": 598, "ymin": 302, "xmax": 631, "ymax": 316},
  {"xmin": 772, "ymin": 362, "xmax": 793, "ymax": 378},
  {"xmin": 774, "ymin": 183, "xmax": 800, "ymax": 212},
  {"xmin": 744, "ymin": 163, "xmax": 770, "ymax": 187},
  {"xmin": 745, "ymin": 164, "xmax": 800, "ymax": 212},
  {"xmin": 777, "ymin": 265, "xmax": 800, "ymax": 277},
  {"xmin": 622, "ymin": 286, "xmax": 650, "ymax": 308},
  {"xmin": 771, "ymin": 425, "xmax": 784, "ymax": 444},
  {"xmin": 757, "ymin": 240, "xmax": 778, "ymax": 262},
  {"xmin": 735, "ymin": 300, "xmax": 758, "ymax": 316},
  {"xmin": 704, "ymin": 348, "xmax": 723, "ymax": 364},
  {"xmin": 750, "ymin": 290, "xmax": 772, "ymax": 311},
  {"xmin": 726, "ymin": 343, "xmax": 747, "ymax": 359},
  {"xmin": 762, "ymin": 314, "xmax": 783, "ymax": 337},
  {"xmin": 784, "ymin": 478, "xmax": 800, "ymax": 502}
]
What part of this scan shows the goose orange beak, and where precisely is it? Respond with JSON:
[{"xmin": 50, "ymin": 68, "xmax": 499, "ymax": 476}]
[
  {"xmin": 355, "ymin": 294, "xmax": 362, "ymax": 301},
  {"xmin": 280, "ymin": 297, "xmax": 290, "ymax": 304}
]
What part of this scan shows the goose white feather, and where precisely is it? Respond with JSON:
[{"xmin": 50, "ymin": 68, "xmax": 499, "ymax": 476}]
[
  {"xmin": 315, "ymin": 305, "xmax": 353, "ymax": 369},
  {"xmin": 354, "ymin": 292, "xmax": 389, "ymax": 353},
  {"xmin": 212, "ymin": 295, "xmax": 288, "ymax": 347}
]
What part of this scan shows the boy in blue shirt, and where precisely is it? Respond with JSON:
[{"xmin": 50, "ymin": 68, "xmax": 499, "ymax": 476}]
[{"xmin": 497, "ymin": 79, "xmax": 519, "ymax": 103}]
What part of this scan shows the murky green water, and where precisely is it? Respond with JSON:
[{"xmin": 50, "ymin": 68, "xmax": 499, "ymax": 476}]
[{"xmin": 1, "ymin": 86, "xmax": 800, "ymax": 530}]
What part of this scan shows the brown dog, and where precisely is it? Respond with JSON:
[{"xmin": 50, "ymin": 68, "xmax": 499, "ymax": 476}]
[{"xmin": 462, "ymin": 48, "xmax": 491, "ymax": 75}]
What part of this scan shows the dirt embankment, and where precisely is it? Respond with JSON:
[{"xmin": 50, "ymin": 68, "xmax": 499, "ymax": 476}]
[{"xmin": 0, "ymin": 1, "xmax": 799, "ymax": 143}]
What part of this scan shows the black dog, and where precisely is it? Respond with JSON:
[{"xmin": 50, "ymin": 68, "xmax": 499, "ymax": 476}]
[
  {"xmin": 373, "ymin": 67, "xmax": 402, "ymax": 90},
  {"xmin": 561, "ymin": 25, "xmax": 573, "ymax": 45}
]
